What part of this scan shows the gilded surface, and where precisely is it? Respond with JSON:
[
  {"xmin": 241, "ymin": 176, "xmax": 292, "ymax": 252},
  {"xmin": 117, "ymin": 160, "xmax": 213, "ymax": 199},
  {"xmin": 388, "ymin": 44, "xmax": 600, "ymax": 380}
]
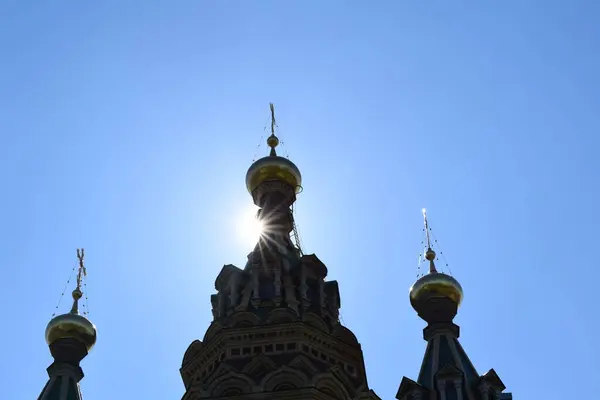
[
  {"xmin": 46, "ymin": 313, "xmax": 97, "ymax": 351},
  {"xmin": 246, "ymin": 156, "xmax": 302, "ymax": 193},
  {"xmin": 409, "ymin": 273, "xmax": 463, "ymax": 307}
]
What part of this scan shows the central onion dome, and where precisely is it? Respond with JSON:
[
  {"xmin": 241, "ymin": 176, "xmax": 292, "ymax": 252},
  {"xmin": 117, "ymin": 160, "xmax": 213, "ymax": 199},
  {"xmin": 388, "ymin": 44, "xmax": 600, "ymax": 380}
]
[
  {"xmin": 45, "ymin": 288, "xmax": 97, "ymax": 352},
  {"xmin": 245, "ymin": 134, "xmax": 302, "ymax": 194},
  {"xmin": 409, "ymin": 248, "xmax": 463, "ymax": 310}
]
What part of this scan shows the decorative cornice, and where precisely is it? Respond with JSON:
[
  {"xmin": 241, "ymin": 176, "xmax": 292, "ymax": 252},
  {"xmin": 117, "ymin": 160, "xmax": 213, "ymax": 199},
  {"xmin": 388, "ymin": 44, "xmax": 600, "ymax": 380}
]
[
  {"xmin": 435, "ymin": 363, "xmax": 463, "ymax": 379},
  {"xmin": 241, "ymin": 354, "xmax": 278, "ymax": 376},
  {"xmin": 46, "ymin": 362, "xmax": 84, "ymax": 382},
  {"xmin": 423, "ymin": 322, "xmax": 460, "ymax": 341},
  {"xmin": 261, "ymin": 366, "xmax": 309, "ymax": 391},
  {"xmin": 288, "ymin": 354, "xmax": 319, "ymax": 375}
]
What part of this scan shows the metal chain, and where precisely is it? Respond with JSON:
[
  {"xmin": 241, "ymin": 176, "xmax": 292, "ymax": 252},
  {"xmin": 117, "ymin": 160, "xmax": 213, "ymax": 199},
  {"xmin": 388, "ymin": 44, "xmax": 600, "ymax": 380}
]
[
  {"xmin": 52, "ymin": 264, "xmax": 77, "ymax": 318},
  {"xmin": 429, "ymin": 227, "xmax": 453, "ymax": 276},
  {"xmin": 82, "ymin": 275, "xmax": 90, "ymax": 317},
  {"xmin": 417, "ymin": 233, "xmax": 425, "ymax": 278}
]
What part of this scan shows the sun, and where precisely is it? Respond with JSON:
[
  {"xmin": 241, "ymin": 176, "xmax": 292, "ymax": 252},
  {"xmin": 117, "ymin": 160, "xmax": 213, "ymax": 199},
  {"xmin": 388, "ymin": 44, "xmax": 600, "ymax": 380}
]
[{"xmin": 236, "ymin": 204, "xmax": 264, "ymax": 248}]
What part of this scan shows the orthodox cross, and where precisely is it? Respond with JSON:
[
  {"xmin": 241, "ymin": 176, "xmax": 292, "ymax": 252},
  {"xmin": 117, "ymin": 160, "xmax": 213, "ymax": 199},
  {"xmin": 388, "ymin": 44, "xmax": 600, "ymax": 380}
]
[
  {"xmin": 270, "ymin": 102, "xmax": 276, "ymax": 136},
  {"xmin": 76, "ymin": 248, "xmax": 87, "ymax": 291}
]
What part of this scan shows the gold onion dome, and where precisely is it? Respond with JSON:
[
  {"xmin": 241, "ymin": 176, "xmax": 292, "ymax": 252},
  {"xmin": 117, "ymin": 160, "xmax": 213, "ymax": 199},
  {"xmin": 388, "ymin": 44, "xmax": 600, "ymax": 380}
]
[
  {"xmin": 246, "ymin": 134, "xmax": 302, "ymax": 194},
  {"xmin": 409, "ymin": 247, "xmax": 463, "ymax": 310},
  {"xmin": 45, "ymin": 288, "xmax": 97, "ymax": 352},
  {"xmin": 409, "ymin": 272, "xmax": 463, "ymax": 310}
]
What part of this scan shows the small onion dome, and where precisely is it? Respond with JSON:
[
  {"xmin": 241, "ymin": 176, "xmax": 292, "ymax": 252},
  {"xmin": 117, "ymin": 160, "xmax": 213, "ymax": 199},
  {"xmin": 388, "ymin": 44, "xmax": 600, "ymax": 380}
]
[
  {"xmin": 409, "ymin": 272, "xmax": 464, "ymax": 311},
  {"xmin": 245, "ymin": 136, "xmax": 302, "ymax": 194},
  {"xmin": 45, "ymin": 290, "xmax": 97, "ymax": 352}
]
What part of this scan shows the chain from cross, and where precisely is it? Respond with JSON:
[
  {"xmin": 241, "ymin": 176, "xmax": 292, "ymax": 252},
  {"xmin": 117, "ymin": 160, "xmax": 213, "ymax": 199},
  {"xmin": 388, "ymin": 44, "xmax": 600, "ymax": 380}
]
[{"xmin": 76, "ymin": 248, "xmax": 87, "ymax": 291}]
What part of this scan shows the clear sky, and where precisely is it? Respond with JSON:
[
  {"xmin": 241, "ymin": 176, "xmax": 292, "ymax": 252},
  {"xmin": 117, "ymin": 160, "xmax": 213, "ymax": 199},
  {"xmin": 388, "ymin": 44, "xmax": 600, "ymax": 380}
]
[{"xmin": 1, "ymin": 1, "xmax": 598, "ymax": 399}]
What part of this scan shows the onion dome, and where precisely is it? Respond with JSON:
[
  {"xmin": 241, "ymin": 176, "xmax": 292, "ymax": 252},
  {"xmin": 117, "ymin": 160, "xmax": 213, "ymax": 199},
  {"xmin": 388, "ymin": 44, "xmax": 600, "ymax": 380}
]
[
  {"xmin": 410, "ymin": 273, "xmax": 463, "ymax": 311},
  {"xmin": 45, "ymin": 288, "xmax": 97, "ymax": 352},
  {"xmin": 245, "ymin": 134, "xmax": 302, "ymax": 194}
]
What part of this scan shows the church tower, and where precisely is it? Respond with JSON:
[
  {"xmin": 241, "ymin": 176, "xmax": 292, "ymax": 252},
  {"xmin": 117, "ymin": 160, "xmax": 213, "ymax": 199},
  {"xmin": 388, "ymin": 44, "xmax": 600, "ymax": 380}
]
[
  {"xmin": 180, "ymin": 105, "xmax": 380, "ymax": 400},
  {"xmin": 396, "ymin": 211, "xmax": 512, "ymax": 400},
  {"xmin": 38, "ymin": 249, "xmax": 97, "ymax": 400}
]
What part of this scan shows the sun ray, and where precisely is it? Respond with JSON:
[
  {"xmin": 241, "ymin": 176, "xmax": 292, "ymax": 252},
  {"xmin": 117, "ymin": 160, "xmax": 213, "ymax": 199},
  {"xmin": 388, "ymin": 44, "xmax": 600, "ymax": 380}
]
[{"xmin": 236, "ymin": 204, "xmax": 264, "ymax": 248}]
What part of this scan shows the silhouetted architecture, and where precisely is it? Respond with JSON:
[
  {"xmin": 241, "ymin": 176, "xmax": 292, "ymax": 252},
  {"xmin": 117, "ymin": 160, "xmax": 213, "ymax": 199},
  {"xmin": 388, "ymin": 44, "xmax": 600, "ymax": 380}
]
[
  {"xmin": 38, "ymin": 249, "xmax": 96, "ymax": 400},
  {"xmin": 180, "ymin": 105, "xmax": 380, "ymax": 399},
  {"xmin": 396, "ymin": 211, "xmax": 512, "ymax": 400},
  {"xmin": 36, "ymin": 106, "xmax": 512, "ymax": 400}
]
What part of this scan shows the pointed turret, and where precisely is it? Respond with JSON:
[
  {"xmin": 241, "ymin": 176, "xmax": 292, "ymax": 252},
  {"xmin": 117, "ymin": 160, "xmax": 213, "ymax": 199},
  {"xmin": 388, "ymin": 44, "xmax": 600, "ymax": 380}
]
[
  {"xmin": 243, "ymin": 103, "xmax": 304, "ymax": 307},
  {"xmin": 180, "ymin": 105, "xmax": 379, "ymax": 400},
  {"xmin": 245, "ymin": 103, "xmax": 302, "ymax": 275},
  {"xmin": 38, "ymin": 249, "xmax": 97, "ymax": 400},
  {"xmin": 396, "ymin": 211, "xmax": 512, "ymax": 400}
]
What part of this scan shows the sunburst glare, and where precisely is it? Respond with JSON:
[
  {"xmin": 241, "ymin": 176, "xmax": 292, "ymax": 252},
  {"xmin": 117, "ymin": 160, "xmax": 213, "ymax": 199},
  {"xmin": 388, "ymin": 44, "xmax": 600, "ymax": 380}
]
[{"xmin": 236, "ymin": 204, "xmax": 264, "ymax": 248}]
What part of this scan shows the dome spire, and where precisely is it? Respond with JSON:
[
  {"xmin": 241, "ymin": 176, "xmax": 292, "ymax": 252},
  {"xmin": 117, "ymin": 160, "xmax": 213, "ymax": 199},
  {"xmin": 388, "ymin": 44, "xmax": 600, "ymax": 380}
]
[
  {"xmin": 422, "ymin": 208, "xmax": 438, "ymax": 274},
  {"xmin": 246, "ymin": 104, "xmax": 302, "ymax": 195},
  {"xmin": 409, "ymin": 210, "xmax": 463, "ymax": 322},
  {"xmin": 69, "ymin": 249, "xmax": 87, "ymax": 315},
  {"xmin": 46, "ymin": 248, "xmax": 96, "ymax": 351},
  {"xmin": 398, "ymin": 212, "xmax": 513, "ymax": 400},
  {"xmin": 38, "ymin": 249, "xmax": 97, "ymax": 400},
  {"xmin": 267, "ymin": 102, "xmax": 280, "ymax": 156},
  {"xmin": 242, "ymin": 104, "xmax": 304, "ymax": 306}
]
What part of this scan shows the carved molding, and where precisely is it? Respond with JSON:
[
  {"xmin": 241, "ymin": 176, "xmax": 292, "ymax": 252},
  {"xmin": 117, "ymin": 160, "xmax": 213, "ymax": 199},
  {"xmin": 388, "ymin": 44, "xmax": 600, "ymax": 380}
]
[
  {"xmin": 312, "ymin": 372, "xmax": 352, "ymax": 399},
  {"xmin": 261, "ymin": 366, "xmax": 309, "ymax": 391},
  {"xmin": 302, "ymin": 312, "xmax": 330, "ymax": 333},
  {"xmin": 202, "ymin": 322, "xmax": 223, "ymax": 342},
  {"xmin": 182, "ymin": 340, "xmax": 204, "ymax": 368},
  {"xmin": 252, "ymin": 180, "xmax": 296, "ymax": 207},
  {"xmin": 205, "ymin": 369, "xmax": 255, "ymax": 396},
  {"xmin": 265, "ymin": 308, "xmax": 299, "ymax": 324},
  {"xmin": 226, "ymin": 312, "xmax": 261, "ymax": 328},
  {"xmin": 331, "ymin": 325, "xmax": 360, "ymax": 347},
  {"xmin": 330, "ymin": 364, "xmax": 356, "ymax": 394},
  {"xmin": 288, "ymin": 355, "xmax": 320, "ymax": 376},
  {"xmin": 205, "ymin": 362, "xmax": 238, "ymax": 384},
  {"xmin": 241, "ymin": 354, "xmax": 278, "ymax": 376}
]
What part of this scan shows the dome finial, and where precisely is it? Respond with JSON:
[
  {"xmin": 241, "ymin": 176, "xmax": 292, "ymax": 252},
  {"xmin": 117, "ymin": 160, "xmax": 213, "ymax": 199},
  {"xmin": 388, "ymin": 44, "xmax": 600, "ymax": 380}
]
[
  {"xmin": 46, "ymin": 248, "xmax": 97, "ymax": 352},
  {"xmin": 70, "ymin": 248, "xmax": 87, "ymax": 314},
  {"xmin": 422, "ymin": 208, "xmax": 437, "ymax": 273},
  {"xmin": 267, "ymin": 102, "xmax": 279, "ymax": 156},
  {"xmin": 246, "ymin": 104, "xmax": 302, "ymax": 195},
  {"xmin": 410, "ymin": 210, "xmax": 464, "ymax": 314}
]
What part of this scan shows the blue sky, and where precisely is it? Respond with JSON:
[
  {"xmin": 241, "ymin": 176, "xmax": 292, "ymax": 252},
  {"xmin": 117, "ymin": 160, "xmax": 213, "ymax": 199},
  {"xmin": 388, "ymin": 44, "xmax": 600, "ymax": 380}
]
[{"xmin": 1, "ymin": 1, "xmax": 598, "ymax": 399}]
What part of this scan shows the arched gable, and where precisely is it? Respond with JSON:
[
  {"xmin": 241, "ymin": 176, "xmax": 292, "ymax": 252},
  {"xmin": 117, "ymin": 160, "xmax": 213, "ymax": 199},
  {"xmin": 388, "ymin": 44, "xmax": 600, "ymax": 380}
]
[
  {"xmin": 302, "ymin": 312, "xmax": 330, "ymax": 333},
  {"xmin": 206, "ymin": 370, "xmax": 255, "ymax": 396},
  {"xmin": 182, "ymin": 340, "xmax": 203, "ymax": 368},
  {"xmin": 226, "ymin": 311, "xmax": 261, "ymax": 328},
  {"xmin": 265, "ymin": 308, "xmax": 299, "ymax": 324},
  {"xmin": 312, "ymin": 372, "xmax": 352, "ymax": 399},
  {"xmin": 261, "ymin": 366, "xmax": 309, "ymax": 392},
  {"xmin": 202, "ymin": 321, "xmax": 223, "ymax": 342},
  {"xmin": 331, "ymin": 324, "xmax": 360, "ymax": 346}
]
